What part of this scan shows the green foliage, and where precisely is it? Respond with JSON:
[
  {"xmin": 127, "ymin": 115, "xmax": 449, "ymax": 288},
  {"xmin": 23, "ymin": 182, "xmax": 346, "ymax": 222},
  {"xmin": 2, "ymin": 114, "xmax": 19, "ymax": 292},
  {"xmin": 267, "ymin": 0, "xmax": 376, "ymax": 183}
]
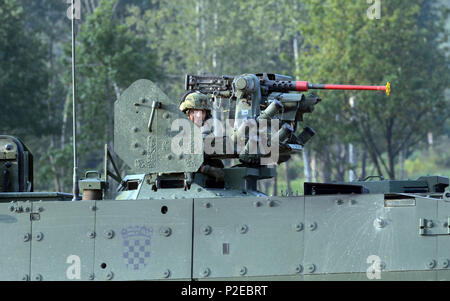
[
  {"xmin": 0, "ymin": 0, "xmax": 49, "ymax": 137},
  {"xmin": 301, "ymin": 0, "xmax": 449, "ymax": 179},
  {"xmin": 64, "ymin": 0, "xmax": 160, "ymax": 173},
  {"xmin": 2, "ymin": 0, "xmax": 449, "ymax": 192}
]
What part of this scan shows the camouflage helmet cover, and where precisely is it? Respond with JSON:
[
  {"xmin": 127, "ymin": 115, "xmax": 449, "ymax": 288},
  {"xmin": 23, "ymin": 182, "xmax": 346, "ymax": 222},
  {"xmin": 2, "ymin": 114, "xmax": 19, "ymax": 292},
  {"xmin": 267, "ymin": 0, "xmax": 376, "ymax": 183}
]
[{"xmin": 179, "ymin": 91, "xmax": 211, "ymax": 113}]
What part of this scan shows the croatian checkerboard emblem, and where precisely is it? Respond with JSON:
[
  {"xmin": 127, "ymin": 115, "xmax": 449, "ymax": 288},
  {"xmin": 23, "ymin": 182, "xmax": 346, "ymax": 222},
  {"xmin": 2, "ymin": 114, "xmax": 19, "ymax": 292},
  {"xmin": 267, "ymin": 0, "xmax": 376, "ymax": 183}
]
[{"xmin": 121, "ymin": 226, "xmax": 153, "ymax": 270}]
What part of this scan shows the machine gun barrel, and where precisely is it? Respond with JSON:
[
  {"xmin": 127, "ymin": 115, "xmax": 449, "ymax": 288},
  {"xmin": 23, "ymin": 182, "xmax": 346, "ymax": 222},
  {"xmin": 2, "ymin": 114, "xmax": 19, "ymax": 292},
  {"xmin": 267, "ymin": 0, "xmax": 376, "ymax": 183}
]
[{"xmin": 266, "ymin": 80, "xmax": 390, "ymax": 96}]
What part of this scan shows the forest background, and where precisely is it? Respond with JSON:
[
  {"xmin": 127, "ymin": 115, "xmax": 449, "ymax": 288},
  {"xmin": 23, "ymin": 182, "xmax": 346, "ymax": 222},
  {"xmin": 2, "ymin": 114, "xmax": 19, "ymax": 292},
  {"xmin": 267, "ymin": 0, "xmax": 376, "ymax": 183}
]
[{"xmin": 1, "ymin": 0, "xmax": 449, "ymax": 195}]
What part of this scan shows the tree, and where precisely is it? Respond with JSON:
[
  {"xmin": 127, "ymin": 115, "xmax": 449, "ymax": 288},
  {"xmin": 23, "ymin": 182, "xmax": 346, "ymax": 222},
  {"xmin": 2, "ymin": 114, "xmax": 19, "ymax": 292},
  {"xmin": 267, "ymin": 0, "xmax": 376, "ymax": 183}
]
[
  {"xmin": 302, "ymin": 0, "xmax": 449, "ymax": 179},
  {"xmin": 70, "ymin": 0, "xmax": 160, "ymax": 178},
  {"xmin": 0, "ymin": 0, "xmax": 49, "ymax": 137}
]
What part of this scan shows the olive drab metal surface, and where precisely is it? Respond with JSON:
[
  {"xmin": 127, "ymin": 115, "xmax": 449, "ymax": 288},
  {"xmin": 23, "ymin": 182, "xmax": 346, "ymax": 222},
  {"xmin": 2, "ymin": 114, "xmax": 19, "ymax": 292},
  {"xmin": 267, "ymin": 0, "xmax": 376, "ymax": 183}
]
[
  {"xmin": 29, "ymin": 201, "xmax": 95, "ymax": 281},
  {"xmin": 193, "ymin": 197, "xmax": 305, "ymax": 279},
  {"xmin": 114, "ymin": 79, "xmax": 203, "ymax": 174},
  {"xmin": 0, "ymin": 202, "xmax": 31, "ymax": 281},
  {"xmin": 93, "ymin": 199, "xmax": 193, "ymax": 280},
  {"xmin": 1, "ymin": 72, "xmax": 450, "ymax": 281}
]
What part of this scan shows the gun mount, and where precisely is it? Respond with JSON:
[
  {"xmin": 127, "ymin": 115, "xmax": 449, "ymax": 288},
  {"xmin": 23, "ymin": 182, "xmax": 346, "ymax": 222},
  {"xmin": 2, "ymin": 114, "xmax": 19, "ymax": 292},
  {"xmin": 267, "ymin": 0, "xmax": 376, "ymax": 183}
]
[{"xmin": 110, "ymin": 73, "xmax": 390, "ymax": 198}]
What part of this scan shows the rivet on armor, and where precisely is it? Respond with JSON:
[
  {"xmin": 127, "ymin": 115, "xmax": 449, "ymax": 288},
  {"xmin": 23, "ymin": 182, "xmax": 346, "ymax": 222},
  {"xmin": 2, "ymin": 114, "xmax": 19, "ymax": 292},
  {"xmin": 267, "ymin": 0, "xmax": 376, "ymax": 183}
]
[
  {"xmin": 201, "ymin": 225, "xmax": 212, "ymax": 235},
  {"xmin": 35, "ymin": 232, "xmax": 44, "ymax": 241},
  {"xmin": 23, "ymin": 233, "xmax": 31, "ymax": 242},
  {"xmin": 239, "ymin": 224, "xmax": 248, "ymax": 234},
  {"xmin": 163, "ymin": 269, "xmax": 171, "ymax": 278},
  {"xmin": 253, "ymin": 201, "xmax": 262, "ymax": 207},
  {"xmin": 294, "ymin": 223, "xmax": 304, "ymax": 232},
  {"xmin": 201, "ymin": 268, "xmax": 210, "ymax": 277},
  {"xmin": 160, "ymin": 226, "xmax": 172, "ymax": 237},
  {"xmin": 106, "ymin": 272, "xmax": 114, "ymax": 280},
  {"xmin": 34, "ymin": 274, "xmax": 42, "ymax": 281},
  {"xmin": 375, "ymin": 218, "xmax": 385, "ymax": 229},
  {"xmin": 335, "ymin": 199, "xmax": 343, "ymax": 205},
  {"xmin": 105, "ymin": 230, "xmax": 115, "ymax": 239},
  {"xmin": 88, "ymin": 274, "xmax": 95, "ymax": 280},
  {"xmin": 239, "ymin": 266, "xmax": 247, "ymax": 276},
  {"xmin": 308, "ymin": 222, "xmax": 317, "ymax": 231},
  {"xmin": 427, "ymin": 260, "xmax": 436, "ymax": 269},
  {"xmin": 441, "ymin": 259, "xmax": 449, "ymax": 269},
  {"xmin": 306, "ymin": 264, "xmax": 316, "ymax": 274},
  {"xmin": 22, "ymin": 275, "xmax": 29, "ymax": 281},
  {"xmin": 295, "ymin": 264, "xmax": 303, "ymax": 274}
]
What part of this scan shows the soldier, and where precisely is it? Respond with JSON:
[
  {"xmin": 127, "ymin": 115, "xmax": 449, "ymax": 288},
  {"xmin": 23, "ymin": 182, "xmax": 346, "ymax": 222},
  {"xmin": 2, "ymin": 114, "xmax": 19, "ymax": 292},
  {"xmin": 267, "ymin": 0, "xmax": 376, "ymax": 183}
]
[
  {"xmin": 179, "ymin": 91, "xmax": 224, "ymax": 182},
  {"xmin": 179, "ymin": 91, "xmax": 211, "ymax": 127}
]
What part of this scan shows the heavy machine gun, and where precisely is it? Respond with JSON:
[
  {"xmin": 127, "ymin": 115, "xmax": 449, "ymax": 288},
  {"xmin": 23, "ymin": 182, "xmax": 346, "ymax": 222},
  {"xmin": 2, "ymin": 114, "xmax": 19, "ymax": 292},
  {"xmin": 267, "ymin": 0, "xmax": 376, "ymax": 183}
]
[{"xmin": 185, "ymin": 73, "xmax": 390, "ymax": 165}]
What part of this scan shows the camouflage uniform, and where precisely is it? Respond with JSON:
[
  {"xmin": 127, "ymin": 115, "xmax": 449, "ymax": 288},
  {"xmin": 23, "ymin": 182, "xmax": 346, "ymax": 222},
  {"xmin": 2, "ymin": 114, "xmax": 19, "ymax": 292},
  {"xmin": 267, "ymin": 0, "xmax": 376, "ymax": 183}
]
[{"xmin": 179, "ymin": 91, "xmax": 211, "ymax": 113}]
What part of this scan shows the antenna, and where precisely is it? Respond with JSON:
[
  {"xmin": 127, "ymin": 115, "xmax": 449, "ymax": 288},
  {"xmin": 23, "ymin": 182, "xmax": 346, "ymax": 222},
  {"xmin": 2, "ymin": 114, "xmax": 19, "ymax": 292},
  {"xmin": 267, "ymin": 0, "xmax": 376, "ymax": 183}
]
[{"xmin": 71, "ymin": 0, "xmax": 81, "ymax": 201}]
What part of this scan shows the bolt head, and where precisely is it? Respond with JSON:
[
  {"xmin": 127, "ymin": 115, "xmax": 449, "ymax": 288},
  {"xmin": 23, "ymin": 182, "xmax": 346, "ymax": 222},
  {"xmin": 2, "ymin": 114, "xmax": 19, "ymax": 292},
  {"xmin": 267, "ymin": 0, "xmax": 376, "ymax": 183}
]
[
  {"xmin": 22, "ymin": 275, "xmax": 29, "ymax": 281},
  {"xmin": 375, "ymin": 218, "xmax": 385, "ymax": 229},
  {"xmin": 23, "ymin": 233, "xmax": 31, "ymax": 242},
  {"xmin": 335, "ymin": 199, "xmax": 343, "ymax": 205},
  {"xmin": 201, "ymin": 225, "xmax": 212, "ymax": 235},
  {"xmin": 308, "ymin": 222, "xmax": 317, "ymax": 231},
  {"xmin": 38, "ymin": 207, "xmax": 44, "ymax": 212},
  {"xmin": 35, "ymin": 233, "xmax": 44, "ymax": 241},
  {"xmin": 163, "ymin": 270, "xmax": 171, "ymax": 278},
  {"xmin": 204, "ymin": 202, "xmax": 211, "ymax": 208},
  {"xmin": 9, "ymin": 206, "xmax": 14, "ymax": 212},
  {"xmin": 427, "ymin": 260, "xmax": 436, "ymax": 269},
  {"xmin": 295, "ymin": 265, "xmax": 303, "ymax": 274},
  {"xmin": 105, "ymin": 230, "xmax": 115, "ymax": 239},
  {"xmin": 253, "ymin": 201, "xmax": 262, "ymax": 207},
  {"xmin": 87, "ymin": 231, "xmax": 96, "ymax": 239},
  {"xmin": 34, "ymin": 274, "xmax": 42, "ymax": 281},
  {"xmin": 106, "ymin": 272, "xmax": 114, "ymax": 280},
  {"xmin": 160, "ymin": 226, "xmax": 172, "ymax": 237},
  {"xmin": 441, "ymin": 259, "xmax": 449, "ymax": 269},
  {"xmin": 307, "ymin": 264, "xmax": 316, "ymax": 273},
  {"xmin": 201, "ymin": 268, "xmax": 210, "ymax": 277},
  {"xmin": 239, "ymin": 224, "xmax": 248, "ymax": 234},
  {"xmin": 294, "ymin": 223, "xmax": 303, "ymax": 232},
  {"xmin": 239, "ymin": 266, "xmax": 247, "ymax": 276}
]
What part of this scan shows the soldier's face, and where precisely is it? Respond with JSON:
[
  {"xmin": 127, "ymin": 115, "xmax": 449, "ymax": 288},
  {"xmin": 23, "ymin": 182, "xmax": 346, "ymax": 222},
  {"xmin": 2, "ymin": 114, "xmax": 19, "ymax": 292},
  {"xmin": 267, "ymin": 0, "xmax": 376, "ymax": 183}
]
[{"xmin": 188, "ymin": 109, "xmax": 206, "ymax": 126}]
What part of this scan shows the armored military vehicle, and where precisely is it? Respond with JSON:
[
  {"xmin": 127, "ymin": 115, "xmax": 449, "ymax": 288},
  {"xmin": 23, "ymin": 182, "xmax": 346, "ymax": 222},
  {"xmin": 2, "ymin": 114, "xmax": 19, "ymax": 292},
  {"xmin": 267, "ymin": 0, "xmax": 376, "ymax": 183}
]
[{"xmin": 1, "ymin": 70, "xmax": 449, "ymax": 281}]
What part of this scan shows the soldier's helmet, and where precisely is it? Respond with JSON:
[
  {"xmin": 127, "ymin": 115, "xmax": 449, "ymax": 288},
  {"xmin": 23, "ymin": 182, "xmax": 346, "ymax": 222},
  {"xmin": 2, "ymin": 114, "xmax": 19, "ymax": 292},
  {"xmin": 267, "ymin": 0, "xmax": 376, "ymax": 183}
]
[{"xmin": 179, "ymin": 91, "xmax": 211, "ymax": 113}]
